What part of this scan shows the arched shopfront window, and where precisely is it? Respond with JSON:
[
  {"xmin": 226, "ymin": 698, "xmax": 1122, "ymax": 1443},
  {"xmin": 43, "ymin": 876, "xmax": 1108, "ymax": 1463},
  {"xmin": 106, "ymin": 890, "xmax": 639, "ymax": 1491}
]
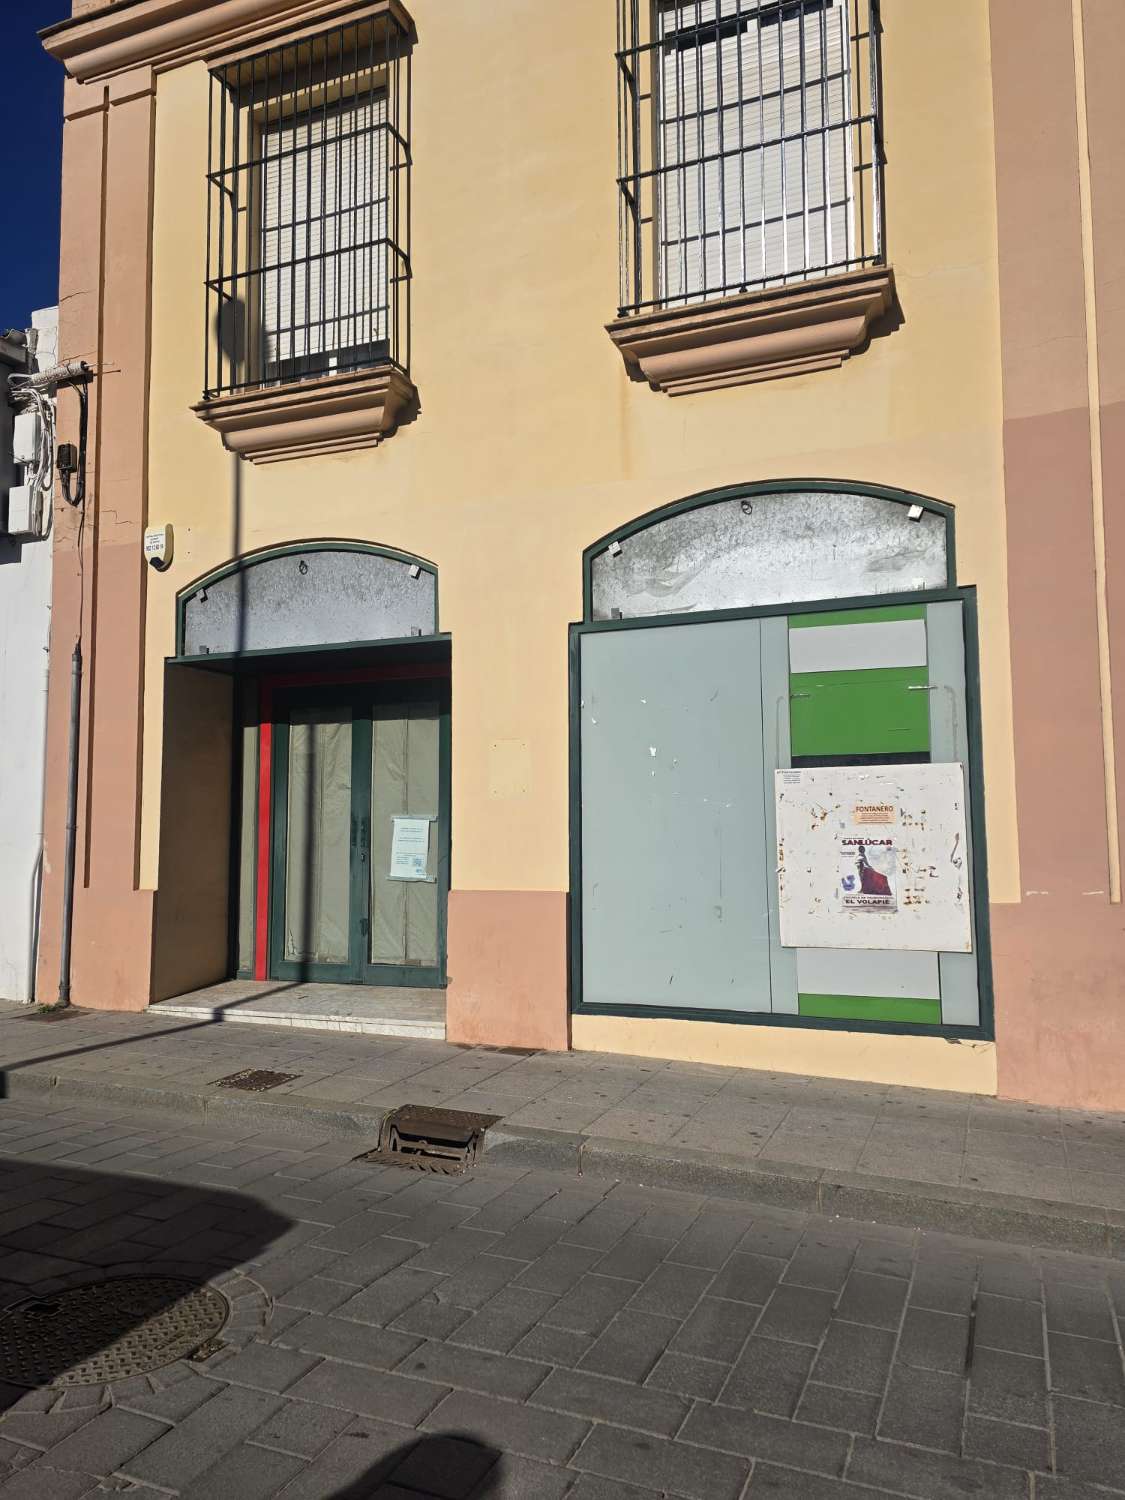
[
  {"xmin": 177, "ymin": 542, "xmax": 438, "ymax": 657},
  {"xmin": 584, "ymin": 482, "xmax": 953, "ymax": 621},
  {"xmin": 573, "ymin": 481, "xmax": 990, "ymax": 1039}
]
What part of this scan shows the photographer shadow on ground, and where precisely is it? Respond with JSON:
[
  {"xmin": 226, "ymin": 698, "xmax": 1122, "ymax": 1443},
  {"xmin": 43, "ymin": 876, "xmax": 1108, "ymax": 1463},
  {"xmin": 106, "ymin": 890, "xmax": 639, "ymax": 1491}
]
[{"xmin": 324, "ymin": 1430, "xmax": 527, "ymax": 1500}]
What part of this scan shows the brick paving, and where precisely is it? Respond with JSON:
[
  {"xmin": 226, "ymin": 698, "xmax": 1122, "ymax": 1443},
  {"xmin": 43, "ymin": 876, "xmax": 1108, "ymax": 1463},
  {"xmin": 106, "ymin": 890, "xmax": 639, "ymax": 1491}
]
[
  {"xmin": 0, "ymin": 1096, "xmax": 1123, "ymax": 1497},
  {"xmin": 3, "ymin": 1002, "xmax": 1125, "ymax": 1218}
]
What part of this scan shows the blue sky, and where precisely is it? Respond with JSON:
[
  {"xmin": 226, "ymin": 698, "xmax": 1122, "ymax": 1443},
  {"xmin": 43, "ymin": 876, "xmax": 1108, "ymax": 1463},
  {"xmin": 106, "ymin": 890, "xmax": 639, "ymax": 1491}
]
[{"xmin": 1, "ymin": 3, "xmax": 66, "ymax": 331}]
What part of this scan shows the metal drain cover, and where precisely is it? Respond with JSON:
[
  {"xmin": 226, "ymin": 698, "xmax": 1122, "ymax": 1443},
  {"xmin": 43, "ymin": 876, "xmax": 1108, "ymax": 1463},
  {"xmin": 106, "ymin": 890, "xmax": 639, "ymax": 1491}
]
[
  {"xmin": 356, "ymin": 1104, "xmax": 500, "ymax": 1175},
  {"xmin": 0, "ymin": 1276, "xmax": 230, "ymax": 1388},
  {"xmin": 214, "ymin": 1069, "xmax": 299, "ymax": 1092}
]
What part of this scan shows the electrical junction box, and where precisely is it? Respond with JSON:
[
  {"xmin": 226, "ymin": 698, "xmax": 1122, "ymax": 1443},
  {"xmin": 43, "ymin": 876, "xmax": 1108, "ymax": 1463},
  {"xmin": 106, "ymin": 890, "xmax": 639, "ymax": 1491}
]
[
  {"xmin": 12, "ymin": 410, "xmax": 40, "ymax": 466},
  {"xmin": 5, "ymin": 484, "xmax": 36, "ymax": 536}
]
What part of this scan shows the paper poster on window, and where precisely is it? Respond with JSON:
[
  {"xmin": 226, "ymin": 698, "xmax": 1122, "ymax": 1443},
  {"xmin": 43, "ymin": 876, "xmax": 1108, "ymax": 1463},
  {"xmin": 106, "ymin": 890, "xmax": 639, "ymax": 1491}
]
[
  {"xmin": 388, "ymin": 816, "xmax": 432, "ymax": 882},
  {"xmin": 839, "ymin": 837, "xmax": 897, "ymax": 911},
  {"xmin": 775, "ymin": 764, "xmax": 972, "ymax": 951}
]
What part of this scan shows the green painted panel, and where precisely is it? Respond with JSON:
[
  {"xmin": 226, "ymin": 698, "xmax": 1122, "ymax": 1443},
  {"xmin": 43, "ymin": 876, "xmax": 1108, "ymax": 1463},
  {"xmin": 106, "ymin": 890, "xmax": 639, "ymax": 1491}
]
[
  {"xmin": 789, "ymin": 604, "xmax": 927, "ymax": 630},
  {"xmin": 798, "ymin": 994, "xmax": 942, "ymax": 1024},
  {"xmin": 790, "ymin": 666, "xmax": 930, "ymax": 757}
]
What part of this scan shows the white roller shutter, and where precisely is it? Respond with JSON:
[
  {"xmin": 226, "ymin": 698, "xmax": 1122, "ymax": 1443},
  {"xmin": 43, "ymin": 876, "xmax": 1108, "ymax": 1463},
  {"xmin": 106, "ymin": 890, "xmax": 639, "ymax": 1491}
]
[
  {"xmin": 260, "ymin": 93, "xmax": 388, "ymax": 374},
  {"xmin": 658, "ymin": 0, "xmax": 852, "ymax": 302}
]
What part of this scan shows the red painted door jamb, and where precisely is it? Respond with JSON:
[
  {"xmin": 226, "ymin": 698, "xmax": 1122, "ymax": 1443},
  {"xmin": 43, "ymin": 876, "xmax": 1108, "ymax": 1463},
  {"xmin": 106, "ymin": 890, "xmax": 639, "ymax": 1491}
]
[{"xmin": 254, "ymin": 679, "xmax": 273, "ymax": 980}]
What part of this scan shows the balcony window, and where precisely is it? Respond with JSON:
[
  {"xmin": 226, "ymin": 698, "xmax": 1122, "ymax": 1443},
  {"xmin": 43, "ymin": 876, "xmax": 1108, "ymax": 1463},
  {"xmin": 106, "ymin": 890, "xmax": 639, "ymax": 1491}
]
[
  {"xmin": 609, "ymin": 0, "xmax": 891, "ymax": 392},
  {"xmin": 203, "ymin": 11, "xmax": 411, "ymax": 405},
  {"xmin": 618, "ymin": 0, "xmax": 883, "ymax": 313}
]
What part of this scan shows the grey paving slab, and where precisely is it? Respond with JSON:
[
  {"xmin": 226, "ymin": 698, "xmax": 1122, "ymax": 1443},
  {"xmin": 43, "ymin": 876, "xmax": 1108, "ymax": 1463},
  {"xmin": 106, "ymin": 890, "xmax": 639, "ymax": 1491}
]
[
  {"xmin": 978, "ymin": 1294, "xmax": 1049, "ymax": 1362},
  {"xmin": 879, "ymin": 1362, "xmax": 966, "ymax": 1452},
  {"xmin": 393, "ymin": 1342, "xmax": 549, "ymax": 1401},
  {"xmin": 680, "ymin": 1402, "xmax": 850, "ymax": 1477},
  {"xmin": 573, "ymin": 1422, "xmax": 750, "ymax": 1500},
  {"xmin": 0, "ymin": 1467, "xmax": 98, "ymax": 1500},
  {"xmin": 244, "ymin": 1396, "xmax": 354, "ymax": 1458},
  {"xmin": 530, "ymin": 1366, "xmax": 689, "ymax": 1437},
  {"xmin": 285, "ymin": 1359, "xmax": 448, "ymax": 1425},
  {"xmin": 1048, "ymin": 1330, "xmax": 1125, "ymax": 1405},
  {"xmin": 813, "ymin": 1320, "xmax": 898, "ymax": 1395},
  {"xmin": 208, "ymin": 1339, "xmax": 320, "ymax": 1394},
  {"xmin": 670, "ymin": 1294, "xmax": 761, "ymax": 1363},
  {"xmin": 451, "ymin": 1286, "xmax": 558, "ymax": 1354},
  {"xmin": 896, "ymin": 1305, "xmax": 971, "ymax": 1374},
  {"xmin": 272, "ymin": 1311, "xmax": 421, "ymax": 1369},
  {"xmin": 180, "ymin": 1439, "xmax": 307, "ymax": 1499},
  {"xmin": 423, "ymin": 1389, "xmax": 589, "ymax": 1464},
  {"xmin": 121, "ymin": 1387, "xmax": 287, "ymax": 1489},
  {"xmin": 35, "ymin": 1407, "xmax": 168, "ymax": 1476},
  {"xmin": 262, "ymin": 1419, "xmax": 416, "ymax": 1500},
  {"xmin": 846, "ymin": 1435, "xmax": 1030, "ymax": 1498},
  {"xmin": 719, "ymin": 1334, "xmax": 817, "ymax": 1417},
  {"xmin": 795, "ymin": 1382, "xmax": 881, "ymax": 1437},
  {"xmin": 578, "ymin": 1308, "xmax": 680, "ymax": 1382}
]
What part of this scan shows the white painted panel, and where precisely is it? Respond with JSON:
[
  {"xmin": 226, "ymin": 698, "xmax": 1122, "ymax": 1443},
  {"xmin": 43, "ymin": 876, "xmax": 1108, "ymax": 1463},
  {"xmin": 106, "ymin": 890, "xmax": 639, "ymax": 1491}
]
[
  {"xmin": 776, "ymin": 763, "xmax": 972, "ymax": 952},
  {"xmin": 788, "ymin": 619, "xmax": 927, "ymax": 674},
  {"xmin": 796, "ymin": 947, "xmax": 940, "ymax": 1000}
]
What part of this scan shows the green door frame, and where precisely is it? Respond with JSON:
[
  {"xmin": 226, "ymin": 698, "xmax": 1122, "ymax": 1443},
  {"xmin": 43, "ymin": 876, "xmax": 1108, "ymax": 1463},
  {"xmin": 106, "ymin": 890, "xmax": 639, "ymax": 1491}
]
[{"xmin": 268, "ymin": 679, "xmax": 451, "ymax": 988}]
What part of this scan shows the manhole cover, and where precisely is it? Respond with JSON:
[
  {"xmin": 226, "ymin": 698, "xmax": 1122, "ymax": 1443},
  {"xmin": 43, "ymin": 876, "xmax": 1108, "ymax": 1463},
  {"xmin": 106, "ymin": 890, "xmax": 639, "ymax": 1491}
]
[
  {"xmin": 214, "ymin": 1069, "xmax": 299, "ymax": 1092},
  {"xmin": 0, "ymin": 1276, "xmax": 230, "ymax": 1388}
]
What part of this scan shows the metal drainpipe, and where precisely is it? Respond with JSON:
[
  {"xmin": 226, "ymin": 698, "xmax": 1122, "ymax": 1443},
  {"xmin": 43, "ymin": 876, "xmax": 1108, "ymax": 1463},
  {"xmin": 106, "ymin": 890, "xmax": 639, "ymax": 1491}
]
[{"xmin": 57, "ymin": 641, "xmax": 82, "ymax": 1007}]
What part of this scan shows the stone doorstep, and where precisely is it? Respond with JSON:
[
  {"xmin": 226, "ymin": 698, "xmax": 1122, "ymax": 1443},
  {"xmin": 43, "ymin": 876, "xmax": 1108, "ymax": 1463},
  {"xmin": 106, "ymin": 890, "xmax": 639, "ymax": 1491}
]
[
  {"xmin": 152, "ymin": 1003, "xmax": 445, "ymax": 1041},
  {"xmin": 1, "ymin": 1066, "xmax": 1120, "ymax": 1262}
]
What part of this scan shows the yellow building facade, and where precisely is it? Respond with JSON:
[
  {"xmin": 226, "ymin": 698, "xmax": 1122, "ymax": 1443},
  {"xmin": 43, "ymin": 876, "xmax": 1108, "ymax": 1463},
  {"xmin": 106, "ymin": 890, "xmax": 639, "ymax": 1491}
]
[{"xmin": 36, "ymin": 0, "xmax": 1125, "ymax": 1111}]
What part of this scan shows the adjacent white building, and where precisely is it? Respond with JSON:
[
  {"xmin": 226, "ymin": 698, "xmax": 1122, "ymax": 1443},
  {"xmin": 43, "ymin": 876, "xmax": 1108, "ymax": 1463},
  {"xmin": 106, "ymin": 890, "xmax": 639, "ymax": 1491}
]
[{"xmin": 0, "ymin": 306, "xmax": 58, "ymax": 1001}]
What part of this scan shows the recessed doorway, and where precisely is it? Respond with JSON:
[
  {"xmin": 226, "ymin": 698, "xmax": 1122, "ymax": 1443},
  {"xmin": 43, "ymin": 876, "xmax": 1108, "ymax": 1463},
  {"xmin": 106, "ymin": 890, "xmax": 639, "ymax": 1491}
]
[{"xmin": 267, "ymin": 682, "xmax": 449, "ymax": 987}]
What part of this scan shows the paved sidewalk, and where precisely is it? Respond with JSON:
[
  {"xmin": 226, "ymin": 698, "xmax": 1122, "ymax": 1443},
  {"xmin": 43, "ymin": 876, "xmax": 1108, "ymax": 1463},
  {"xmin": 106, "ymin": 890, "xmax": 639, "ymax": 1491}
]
[
  {"xmin": 2, "ymin": 1002, "xmax": 1124, "ymax": 1256},
  {"xmin": 0, "ymin": 1093, "xmax": 1124, "ymax": 1498}
]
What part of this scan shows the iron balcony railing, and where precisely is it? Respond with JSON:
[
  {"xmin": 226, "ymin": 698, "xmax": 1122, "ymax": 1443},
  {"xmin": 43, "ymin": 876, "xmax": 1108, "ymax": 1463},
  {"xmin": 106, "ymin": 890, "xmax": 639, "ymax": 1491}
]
[
  {"xmin": 616, "ymin": 0, "xmax": 884, "ymax": 317},
  {"xmin": 204, "ymin": 12, "xmax": 412, "ymax": 400}
]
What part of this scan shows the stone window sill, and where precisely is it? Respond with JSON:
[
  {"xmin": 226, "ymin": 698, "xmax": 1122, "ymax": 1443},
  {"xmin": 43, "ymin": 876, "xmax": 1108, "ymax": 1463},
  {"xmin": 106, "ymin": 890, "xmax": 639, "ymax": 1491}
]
[
  {"xmin": 606, "ymin": 266, "xmax": 896, "ymax": 395},
  {"xmin": 191, "ymin": 364, "xmax": 417, "ymax": 464}
]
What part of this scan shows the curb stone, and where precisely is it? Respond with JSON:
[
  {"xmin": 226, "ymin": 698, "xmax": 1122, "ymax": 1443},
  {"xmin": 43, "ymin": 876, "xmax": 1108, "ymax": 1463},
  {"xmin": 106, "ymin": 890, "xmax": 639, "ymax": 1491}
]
[{"xmin": 3, "ymin": 1065, "xmax": 1120, "ymax": 1259}]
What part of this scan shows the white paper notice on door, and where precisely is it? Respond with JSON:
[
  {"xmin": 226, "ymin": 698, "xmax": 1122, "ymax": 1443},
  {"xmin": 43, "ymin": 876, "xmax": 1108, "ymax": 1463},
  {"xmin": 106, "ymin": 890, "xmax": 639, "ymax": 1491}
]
[{"xmin": 388, "ymin": 816, "xmax": 433, "ymax": 881}]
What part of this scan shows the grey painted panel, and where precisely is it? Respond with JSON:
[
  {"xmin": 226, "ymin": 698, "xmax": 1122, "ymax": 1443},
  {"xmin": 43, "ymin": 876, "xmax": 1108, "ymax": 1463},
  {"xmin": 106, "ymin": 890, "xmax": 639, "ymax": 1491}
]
[
  {"xmin": 761, "ymin": 614, "xmax": 798, "ymax": 1014},
  {"xmin": 580, "ymin": 619, "xmax": 773, "ymax": 1012},
  {"xmin": 928, "ymin": 601, "xmax": 980, "ymax": 1026},
  {"xmin": 182, "ymin": 549, "xmax": 436, "ymax": 655},
  {"xmin": 591, "ymin": 492, "xmax": 948, "ymax": 620}
]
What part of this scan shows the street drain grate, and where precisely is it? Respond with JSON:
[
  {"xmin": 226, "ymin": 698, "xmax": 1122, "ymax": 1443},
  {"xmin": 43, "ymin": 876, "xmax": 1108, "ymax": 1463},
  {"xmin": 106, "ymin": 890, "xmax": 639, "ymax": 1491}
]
[
  {"xmin": 356, "ymin": 1104, "xmax": 500, "ymax": 1175},
  {"xmin": 0, "ymin": 1276, "xmax": 230, "ymax": 1387},
  {"xmin": 214, "ymin": 1068, "xmax": 300, "ymax": 1092}
]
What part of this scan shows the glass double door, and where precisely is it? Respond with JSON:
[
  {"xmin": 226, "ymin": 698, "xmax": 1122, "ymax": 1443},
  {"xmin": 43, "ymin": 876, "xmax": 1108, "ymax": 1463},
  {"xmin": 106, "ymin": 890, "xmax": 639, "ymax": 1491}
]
[{"xmin": 269, "ymin": 683, "xmax": 448, "ymax": 987}]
